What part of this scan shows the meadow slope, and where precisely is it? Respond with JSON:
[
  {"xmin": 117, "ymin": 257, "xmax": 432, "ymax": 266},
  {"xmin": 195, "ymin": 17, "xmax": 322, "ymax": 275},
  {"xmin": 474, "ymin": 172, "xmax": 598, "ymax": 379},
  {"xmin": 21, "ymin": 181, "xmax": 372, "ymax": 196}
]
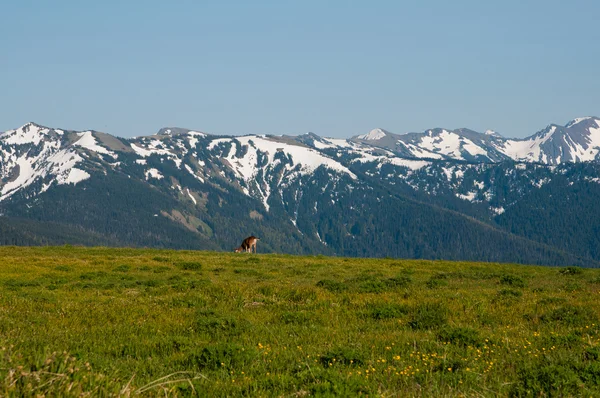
[{"xmin": 1, "ymin": 247, "xmax": 600, "ymax": 396}]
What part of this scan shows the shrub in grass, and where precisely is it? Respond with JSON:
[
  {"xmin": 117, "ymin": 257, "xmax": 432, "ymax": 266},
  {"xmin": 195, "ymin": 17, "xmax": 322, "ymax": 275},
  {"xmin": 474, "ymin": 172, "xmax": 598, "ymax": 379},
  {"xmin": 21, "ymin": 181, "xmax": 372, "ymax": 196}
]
[
  {"xmin": 176, "ymin": 261, "xmax": 202, "ymax": 271},
  {"xmin": 477, "ymin": 311, "xmax": 495, "ymax": 326},
  {"xmin": 465, "ymin": 267, "xmax": 498, "ymax": 280},
  {"xmin": 510, "ymin": 363, "xmax": 582, "ymax": 397},
  {"xmin": 585, "ymin": 347, "xmax": 600, "ymax": 361},
  {"xmin": 316, "ymin": 279, "xmax": 348, "ymax": 293},
  {"xmin": 279, "ymin": 288, "xmax": 317, "ymax": 303},
  {"xmin": 196, "ymin": 310, "xmax": 248, "ymax": 335},
  {"xmin": 139, "ymin": 279, "xmax": 162, "ymax": 287},
  {"xmin": 233, "ymin": 268, "xmax": 265, "ymax": 277},
  {"xmin": 358, "ymin": 279, "xmax": 388, "ymax": 293},
  {"xmin": 408, "ymin": 302, "xmax": 447, "ymax": 330},
  {"xmin": 581, "ymin": 363, "xmax": 600, "ymax": 386},
  {"xmin": 538, "ymin": 296, "xmax": 567, "ymax": 305},
  {"xmin": 500, "ymin": 274, "xmax": 526, "ymax": 288},
  {"xmin": 309, "ymin": 376, "xmax": 373, "ymax": 397},
  {"xmin": 4, "ymin": 279, "xmax": 42, "ymax": 289},
  {"xmin": 184, "ymin": 343, "xmax": 257, "ymax": 370},
  {"xmin": 498, "ymin": 288, "xmax": 523, "ymax": 298},
  {"xmin": 170, "ymin": 279, "xmax": 211, "ymax": 291},
  {"xmin": 559, "ymin": 266, "xmax": 583, "ymax": 276},
  {"xmin": 112, "ymin": 264, "xmax": 130, "ymax": 272},
  {"xmin": 257, "ymin": 285, "xmax": 274, "ymax": 296},
  {"xmin": 54, "ymin": 265, "xmax": 72, "ymax": 272},
  {"xmin": 319, "ymin": 347, "xmax": 364, "ymax": 366},
  {"xmin": 426, "ymin": 278, "xmax": 448, "ymax": 289},
  {"xmin": 79, "ymin": 271, "xmax": 107, "ymax": 280},
  {"xmin": 385, "ymin": 275, "xmax": 412, "ymax": 288},
  {"xmin": 562, "ymin": 282, "xmax": 583, "ymax": 292},
  {"xmin": 152, "ymin": 256, "xmax": 170, "ymax": 262},
  {"xmin": 170, "ymin": 296, "xmax": 207, "ymax": 308},
  {"xmin": 369, "ymin": 303, "xmax": 410, "ymax": 320},
  {"xmin": 437, "ymin": 327, "xmax": 482, "ymax": 347},
  {"xmin": 541, "ymin": 305, "xmax": 597, "ymax": 326},
  {"xmin": 279, "ymin": 311, "xmax": 312, "ymax": 325},
  {"xmin": 154, "ymin": 336, "xmax": 191, "ymax": 355},
  {"xmin": 434, "ymin": 357, "xmax": 469, "ymax": 373},
  {"xmin": 352, "ymin": 271, "xmax": 384, "ymax": 281},
  {"xmin": 541, "ymin": 332, "xmax": 581, "ymax": 348}
]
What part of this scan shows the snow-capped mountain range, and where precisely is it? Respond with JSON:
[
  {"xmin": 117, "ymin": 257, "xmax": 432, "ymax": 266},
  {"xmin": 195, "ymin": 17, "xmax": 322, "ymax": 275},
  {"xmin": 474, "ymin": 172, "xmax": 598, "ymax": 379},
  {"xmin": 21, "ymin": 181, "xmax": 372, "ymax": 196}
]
[
  {"xmin": 352, "ymin": 116, "xmax": 600, "ymax": 164},
  {"xmin": 1, "ymin": 116, "xmax": 599, "ymax": 208},
  {"xmin": 1, "ymin": 116, "xmax": 600, "ymax": 265}
]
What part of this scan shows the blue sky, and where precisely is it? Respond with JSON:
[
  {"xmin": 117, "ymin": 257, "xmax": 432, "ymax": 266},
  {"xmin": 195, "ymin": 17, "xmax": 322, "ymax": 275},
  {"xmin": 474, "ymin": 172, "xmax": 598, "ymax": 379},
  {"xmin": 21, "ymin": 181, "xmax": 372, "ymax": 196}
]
[{"xmin": 2, "ymin": 0, "xmax": 599, "ymax": 138}]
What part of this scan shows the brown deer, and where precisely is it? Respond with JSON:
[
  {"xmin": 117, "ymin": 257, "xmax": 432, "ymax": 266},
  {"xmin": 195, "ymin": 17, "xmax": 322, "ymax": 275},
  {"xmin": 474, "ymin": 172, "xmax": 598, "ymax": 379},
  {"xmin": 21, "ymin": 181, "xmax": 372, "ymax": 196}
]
[{"xmin": 234, "ymin": 236, "xmax": 260, "ymax": 253}]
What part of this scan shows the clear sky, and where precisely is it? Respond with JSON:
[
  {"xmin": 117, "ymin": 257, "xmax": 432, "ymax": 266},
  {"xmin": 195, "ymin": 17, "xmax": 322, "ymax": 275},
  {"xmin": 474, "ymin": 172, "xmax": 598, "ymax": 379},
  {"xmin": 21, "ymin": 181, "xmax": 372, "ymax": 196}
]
[{"xmin": 2, "ymin": 0, "xmax": 599, "ymax": 138}]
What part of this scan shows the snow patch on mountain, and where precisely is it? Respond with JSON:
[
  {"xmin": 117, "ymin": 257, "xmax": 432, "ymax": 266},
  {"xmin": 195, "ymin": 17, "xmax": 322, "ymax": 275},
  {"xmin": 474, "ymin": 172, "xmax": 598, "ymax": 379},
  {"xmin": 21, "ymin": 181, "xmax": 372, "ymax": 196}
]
[
  {"xmin": 499, "ymin": 127, "xmax": 556, "ymax": 162},
  {"xmin": 64, "ymin": 168, "xmax": 91, "ymax": 185},
  {"xmin": 311, "ymin": 137, "xmax": 354, "ymax": 150},
  {"xmin": 419, "ymin": 130, "xmax": 488, "ymax": 159},
  {"xmin": 207, "ymin": 138, "xmax": 231, "ymax": 150},
  {"xmin": 234, "ymin": 136, "xmax": 356, "ymax": 180},
  {"xmin": 184, "ymin": 164, "xmax": 204, "ymax": 183},
  {"xmin": 187, "ymin": 131, "xmax": 205, "ymax": 148},
  {"xmin": 488, "ymin": 120, "xmax": 600, "ymax": 163},
  {"xmin": 351, "ymin": 151, "xmax": 430, "ymax": 171},
  {"xmin": 325, "ymin": 138, "xmax": 354, "ymax": 148},
  {"xmin": 74, "ymin": 131, "xmax": 117, "ymax": 158},
  {"xmin": 491, "ymin": 206, "xmax": 505, "ymax": 215},
  {"xmin": 561, "ymin": 135, "xmax": 600, "ymax": 162},
  {"xmin": 186, "ymin": 188, "xmax": 197, "ymax": 204},
  {"xmin": 131, "ymin": 140, "xmax": 182, "ymax": 168},
  {"xmin": 207, "ymin": 135, "xmax": 356, "ymax": 210},
  {"xmin": 398, "ymin": 141, "xmax": 445, "ymax": 159},
  {"xmin": 131, "ymin": 141, "xmax": 172, "ymax": 157},
  {"xmin": 1, "ymin": 157, "xmax": 35, "ymax": 198},
  {"xmin": 386, "ymin": 158, "xmax": 430, "ymax": 170},
  {"xmin": 145, "ymin": 168, "xmax": 164, "ymax": 180},
  {"xmin": 533, "ymin": 177, "xmax": 551, "ymax": 188},
  {"xmin": 1, "ymin": 123, "xmax": 51, "ymax": 146},
  {"xmin": 457, "ymin": 191, "xmax": 478, "ymax": 202},
  {"xmin": 0, "ymin": 144, "xmax": 88, "ymax": 201}
]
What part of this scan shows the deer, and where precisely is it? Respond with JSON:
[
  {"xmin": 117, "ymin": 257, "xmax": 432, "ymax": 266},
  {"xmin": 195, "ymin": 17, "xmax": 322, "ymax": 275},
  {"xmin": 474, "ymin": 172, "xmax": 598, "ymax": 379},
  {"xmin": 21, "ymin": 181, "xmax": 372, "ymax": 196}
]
[{"xmin": 234, "ymin": 236, "xmax": 260, "ymax": 253}]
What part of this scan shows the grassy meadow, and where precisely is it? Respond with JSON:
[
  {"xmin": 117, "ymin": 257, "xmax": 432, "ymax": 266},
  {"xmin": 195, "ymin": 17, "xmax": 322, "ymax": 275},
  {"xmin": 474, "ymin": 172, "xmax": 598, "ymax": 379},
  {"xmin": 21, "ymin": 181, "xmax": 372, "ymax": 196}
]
[{"xmin": 0, "ymin": 246, "xmax": 600, "ymax": 396}]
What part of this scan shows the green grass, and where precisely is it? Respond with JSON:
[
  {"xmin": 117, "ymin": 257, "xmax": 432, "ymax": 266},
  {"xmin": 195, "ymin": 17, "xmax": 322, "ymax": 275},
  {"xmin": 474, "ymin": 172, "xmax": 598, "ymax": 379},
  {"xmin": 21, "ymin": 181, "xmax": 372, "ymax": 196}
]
[{"xmin": 0, "ymin": 246, "xmax": 600, "ymax": 396}]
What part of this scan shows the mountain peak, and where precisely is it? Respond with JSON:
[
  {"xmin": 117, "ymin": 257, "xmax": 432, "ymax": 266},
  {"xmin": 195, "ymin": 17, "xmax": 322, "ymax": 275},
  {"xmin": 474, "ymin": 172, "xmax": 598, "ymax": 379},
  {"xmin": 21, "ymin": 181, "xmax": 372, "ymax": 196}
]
[
  {"xmin": 156, "ymin": 127, "xmax": 209, "ymax": 137},
  {"xmin": 357, "ymin": 128, "xmax": 388, "ymax": 141},
  {"xmin": 565, "ymin": 116, "xmax": 600, "ymax": 128},
  {"xmin": 20, "ymin": 122, "xmax": 47, "ymax": 130}
]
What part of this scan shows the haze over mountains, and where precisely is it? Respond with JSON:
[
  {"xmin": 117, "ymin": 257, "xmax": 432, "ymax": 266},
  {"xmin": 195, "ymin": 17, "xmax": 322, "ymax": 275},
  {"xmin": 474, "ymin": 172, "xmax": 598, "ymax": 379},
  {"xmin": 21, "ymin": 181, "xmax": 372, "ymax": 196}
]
[{"xmin": 1, "ymin": 117, "xmax": 600, "ymax": 266}]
